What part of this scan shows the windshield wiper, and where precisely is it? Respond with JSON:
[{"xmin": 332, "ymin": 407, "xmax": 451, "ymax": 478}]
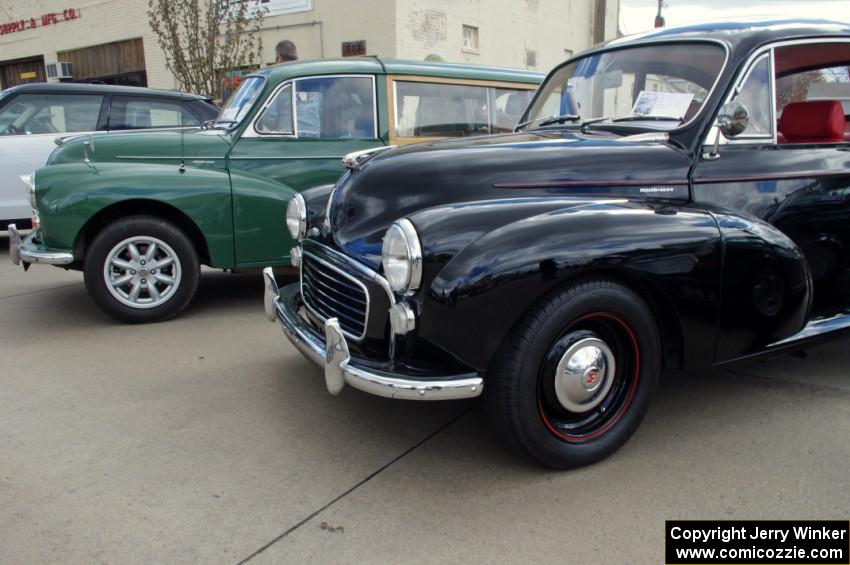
[
  {"xmin": 207, "ymin": 119, "xmax": 239, "ymax": 130},
  {"xmin": 537, "ymin": 114, "xmax": 581, "ymax": 127},
  {"xmin": 610, "ymin": 114, "xmax": 683, "ymax": 123},
  {"xmin": 579, "ymin": 117, "xmax": 608, "ymax": 132},
  {"xmin": 516, "ymin": 113, "xmax": 581, "ymax": 130}
]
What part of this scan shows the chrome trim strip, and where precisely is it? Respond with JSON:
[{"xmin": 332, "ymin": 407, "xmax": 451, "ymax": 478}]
[
  {"xmin": 270, "ymin": 280, "xmax": 483, "ymax": 401},
  {"xmin": 300, "ymin": 249, "xmax": 371, "ymax": 342},
  {"xmin": 769, "ymin": 46, "xmax": 778, "ymax": 146},
  {"xmin": 8, "ymin": 225, "xmax": 74, "ymax": 266}
]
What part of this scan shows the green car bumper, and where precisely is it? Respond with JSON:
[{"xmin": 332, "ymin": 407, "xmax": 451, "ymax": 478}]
[{"xmin": 8, "ymin": 224, "xmax": 74, "ymax": 267}]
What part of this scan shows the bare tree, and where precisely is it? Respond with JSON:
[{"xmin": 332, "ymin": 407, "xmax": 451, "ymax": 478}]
[{"xmin": 148, "ymin": 0, "xmax": 265, "ymax": 101}]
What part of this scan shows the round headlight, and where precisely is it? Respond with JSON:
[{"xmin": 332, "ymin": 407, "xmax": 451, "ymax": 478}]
[
  {"xmin": 382, "ymin": 219, "xmax": 422, "ymax": 294},
  {"xmin": 286, "ymin": 193, "xmax": 306, "ymax": 240},
  {"xmin": 20, "ymin": 173, "xmax": 35, "ymax": 209}
]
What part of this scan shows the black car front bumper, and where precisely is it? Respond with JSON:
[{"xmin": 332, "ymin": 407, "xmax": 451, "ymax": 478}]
[{"xmin": 264, "ymin": 268, "xmax": 483, "ymax": 401}]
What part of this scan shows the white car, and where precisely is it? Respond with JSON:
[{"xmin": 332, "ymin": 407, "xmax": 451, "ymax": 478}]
[{"xmin": 0, "ymin": 82, "xmax": 218, "ymax": 228}]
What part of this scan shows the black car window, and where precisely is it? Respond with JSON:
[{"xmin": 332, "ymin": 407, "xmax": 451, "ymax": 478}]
[
  {"xmin": 109, "ymin": 96, "xmax": 197, "ymax": 130},
  {"xmin": 773, "ymin": 41, "xmax": 850, "ymax": 144},
  {"xmin": 523, "ymin": 42, "xmax": 726, "ymax": 130},
  {"xmin": 734, "ymin": 54, "xmax": 773, "ymax": 137},
  {"xmin": 0, "ymin": 93, "xmax": 103, "ymax": 135}
]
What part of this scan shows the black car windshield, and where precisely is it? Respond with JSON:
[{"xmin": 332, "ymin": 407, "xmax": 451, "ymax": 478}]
[
  {"xmin": 519, "ymin": 42, "xmax": 726, "ymax": 131},
  {"xmin": 214, "ymin": 76, "xmax": 265, "ymax": 128}
]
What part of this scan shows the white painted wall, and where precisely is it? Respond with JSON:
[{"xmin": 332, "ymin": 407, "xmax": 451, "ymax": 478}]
[
  {"xmin": 395, "ymin": 0, "xmax": 620, "ymax": 70},
  {"xmin": 0, "ymin": 0, "xmax": 619, "ymax": 91},
  {"xmin": 257, "ymin": 0, "xmax": 397, "ymax": 64}
]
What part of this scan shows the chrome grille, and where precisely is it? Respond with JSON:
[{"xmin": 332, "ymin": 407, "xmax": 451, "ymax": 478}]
[{"xmin": 301, "ymin": 251, "xmax": 369, "ymax": 340}]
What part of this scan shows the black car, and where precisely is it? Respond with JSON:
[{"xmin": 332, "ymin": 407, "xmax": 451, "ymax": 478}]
[
  {"xmin": 264, "ymin": 19, "xmax": 850, "ymax": 468},
  {"xmin": 0, "ymin": 82, "xmax": 218, "ymax": 226}
]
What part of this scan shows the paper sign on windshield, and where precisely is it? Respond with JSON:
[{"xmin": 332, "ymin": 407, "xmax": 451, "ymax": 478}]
[{"xmin": 631, "ymin": 91, "xmax": 695, "ymax": 118}]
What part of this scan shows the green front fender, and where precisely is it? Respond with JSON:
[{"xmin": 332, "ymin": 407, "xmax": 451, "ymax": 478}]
[
  {"xmin": 228, "ymin": 167, "xmax": 301, "ymax": 266},
  {"xmin": 35, "ymin": 162, "xmax": 239, "ymax": 267},
  {"xmin": 35, "ymin": 161, "xmax": 302, "ymax": 268}
]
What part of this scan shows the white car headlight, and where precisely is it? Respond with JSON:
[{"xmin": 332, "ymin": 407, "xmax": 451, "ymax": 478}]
[
  {"xmin": 20, "ymin": 173, "xmax": 36, "ymax": 209},
  {"xmin": 382, "ymin": 219, "xmax": 422, "ymax": 294},
  {"xmin": 286, "ymin": 193, "xmax": 306, "ymax": 240}
]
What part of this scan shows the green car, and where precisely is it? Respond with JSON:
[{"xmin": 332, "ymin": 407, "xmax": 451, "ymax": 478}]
[{"xmin": 8, "ymin": 58, "xmax": 542, "ymax": 323}]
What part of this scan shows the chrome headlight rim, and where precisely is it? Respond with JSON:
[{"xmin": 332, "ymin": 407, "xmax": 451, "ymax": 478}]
[
  {"xmin": 382, "ymin": 218, "xmax": 423, "ymax": 295},
  {"xmin": 286, "ymin": 193, "xmax": 307, "ymax": 241},
  {"xmin": 20, "ymin": 172, "xmax": 36, "ymax": 209}
]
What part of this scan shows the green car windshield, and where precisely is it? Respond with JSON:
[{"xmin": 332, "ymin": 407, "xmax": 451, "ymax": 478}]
[
  {"xmin": 519, "ymin": 42, "xmax": 726, "ymax": 130},
  {"xmin": 215, "ymin": 76, "xmax": 265, "ymax": 128}
]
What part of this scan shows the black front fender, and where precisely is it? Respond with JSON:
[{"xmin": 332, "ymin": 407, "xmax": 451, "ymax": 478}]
[
  {"xmin": 414, "ymin": 201, "xmax": 724, "ymax": 372},
  {"xmin": 301, "ymin": 183, "xmax": 336, "ymax": 228}
]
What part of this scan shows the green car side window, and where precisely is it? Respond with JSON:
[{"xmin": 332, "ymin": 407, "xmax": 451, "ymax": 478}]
[
  {"xmin": 254, "ymin": 76, "xmax": 376, "ymax": 139},
  {"xmin": 256, "ymin": 84, "xmax": 294, "ymax": 134},
  {"xmin": 294, "ymin": 76, "xmax": 376, "ymax": 139}
]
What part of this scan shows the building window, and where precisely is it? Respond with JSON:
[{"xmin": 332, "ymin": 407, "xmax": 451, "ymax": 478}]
[
  {"xmin": 462, "ymin": 25, "xmax": 479, "ymax": 52},
  {"xmin": 525, "ymin": 49, "xmax": 537, "ymax": 68},
  {"xmin": 255, "ymin": 0, "xmax": 312, "ymax": 16}
]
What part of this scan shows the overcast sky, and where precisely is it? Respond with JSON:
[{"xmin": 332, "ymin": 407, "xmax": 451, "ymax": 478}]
[{"xmin": 619, "ymin": 0, "xmax": 850, "ymax": 35}]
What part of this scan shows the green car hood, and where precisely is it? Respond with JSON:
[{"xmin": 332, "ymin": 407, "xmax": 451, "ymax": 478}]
[{"xmin": 46, "ymin": 129, "xmax": 233, "ymax": 166}]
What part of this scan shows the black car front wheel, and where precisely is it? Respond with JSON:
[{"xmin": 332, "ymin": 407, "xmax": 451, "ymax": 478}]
[
  {"xmin": 486, "ymin": 279, "xmax": 661, "ymax": 469},
  {"xmin": 84, "ymin": 216, "xmax": 200, "ymax": 323}
]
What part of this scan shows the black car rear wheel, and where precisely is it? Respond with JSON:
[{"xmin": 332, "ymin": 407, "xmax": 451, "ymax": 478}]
[{"xmin": 485, "ymin": 279, "xmax": 661, "ymax": 469}]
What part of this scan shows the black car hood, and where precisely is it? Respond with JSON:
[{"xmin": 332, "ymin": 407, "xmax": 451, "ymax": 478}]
[{"xmin": 328, "ymin": 130, "xmax": 692, "ymax": 268}]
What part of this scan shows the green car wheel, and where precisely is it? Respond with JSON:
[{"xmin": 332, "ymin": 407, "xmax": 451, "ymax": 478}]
[{"xmin": 84, "ymin": 216, "xmax": 200, "ymax": 323}]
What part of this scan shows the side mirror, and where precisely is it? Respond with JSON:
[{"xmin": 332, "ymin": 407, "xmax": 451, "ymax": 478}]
[
  {"xmin": 718, "ymin": 101, "xmax": 750, "ymax": 138},
  {"xmin": 704, "ymin": 101, "xmax": 750, "ymax": 160}
]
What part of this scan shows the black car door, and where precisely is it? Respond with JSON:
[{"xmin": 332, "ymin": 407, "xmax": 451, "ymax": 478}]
[{"xmin": 692, "ymin": 41, "xmax": 850, "ymax": 362}]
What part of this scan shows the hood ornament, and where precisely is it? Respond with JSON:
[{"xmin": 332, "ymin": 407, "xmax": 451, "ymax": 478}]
[{"xmin": 342, "ymin": 145, "xmax": 396, "ymax": 170}]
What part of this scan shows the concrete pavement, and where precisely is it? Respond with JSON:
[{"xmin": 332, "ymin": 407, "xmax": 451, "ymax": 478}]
[{"xmin": 1, "ymin": 234, "xmax": 848, "ymax": 564}]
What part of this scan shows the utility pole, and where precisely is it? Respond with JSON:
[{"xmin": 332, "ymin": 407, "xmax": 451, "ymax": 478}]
[{"xmin": 655, "ymin": 0, "xmax": 666, "ymax": 28}]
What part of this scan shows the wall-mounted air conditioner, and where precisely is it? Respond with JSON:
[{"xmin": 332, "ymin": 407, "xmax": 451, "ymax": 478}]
[{"xmin": 45, "ymin": 62, "xmax": 73, "ymax": 80}]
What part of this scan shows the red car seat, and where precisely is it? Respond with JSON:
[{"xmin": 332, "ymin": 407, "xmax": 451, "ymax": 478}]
[{"xmin": 778, "ymin": 100, "xmax": 845, "ymax": 143}]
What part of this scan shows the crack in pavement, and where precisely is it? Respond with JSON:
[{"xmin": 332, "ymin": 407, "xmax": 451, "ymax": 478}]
[
  {"xmin": 235, "ymin": 403, "xmax": 477, "ymax": 565},
  {"xmin": 0, "ymin": 282, "xmax": 81, "ymax": 300}
]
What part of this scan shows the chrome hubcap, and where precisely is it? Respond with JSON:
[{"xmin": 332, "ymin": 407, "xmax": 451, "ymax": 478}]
[
  {"xmin": 554, "ymin": 337, "xmax": 616, "ymax": 413},
  {"xmin": 103, "ymin": 236, "xmax": 181, "ymax": 309}
]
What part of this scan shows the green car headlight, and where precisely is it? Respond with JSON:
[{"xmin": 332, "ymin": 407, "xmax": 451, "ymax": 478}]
[{"xmin": 20, "ymin": 173, "xmax": 36, "ymax": 209}]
